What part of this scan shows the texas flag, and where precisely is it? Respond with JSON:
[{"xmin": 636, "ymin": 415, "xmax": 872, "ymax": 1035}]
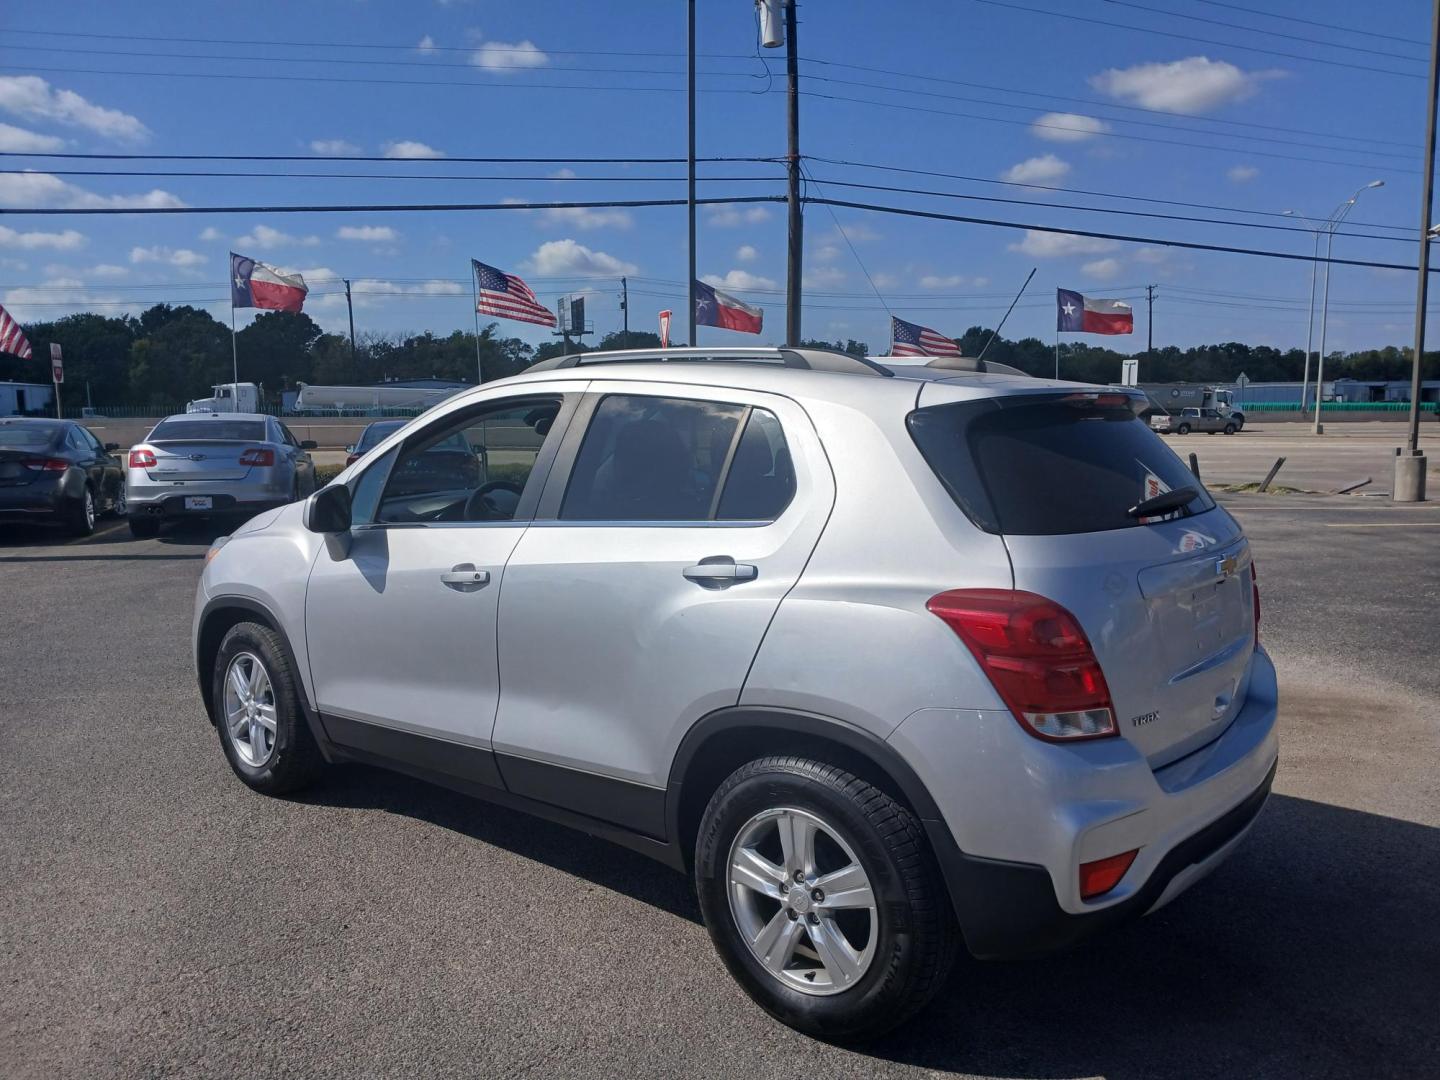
[
  {"xmin": 1057, "ymin": 288, "xmax": 1133, "ymax": 335},
  {"xmin": 694, "ymin": 280, "xmax": 763, "ymax": 335},
  {"xmin": 231, "ymin": 252, "xmax": 309, "ymax": 313}
]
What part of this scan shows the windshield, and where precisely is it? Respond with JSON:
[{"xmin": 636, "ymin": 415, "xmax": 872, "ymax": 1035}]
[
  {"xmin": 149, "ymin": 419, "xmax": 267, "ymax": 442},
  {"xmin": 909, "ymin": 396, "xmax": 1215, "ymax": 535},
  {"xmin": 0, "ymin": 425, "xmax": 60, "ymax": 449},
  {"xmin": 357, "ymin": 421, "xmax": 405, "ymax": 452}
]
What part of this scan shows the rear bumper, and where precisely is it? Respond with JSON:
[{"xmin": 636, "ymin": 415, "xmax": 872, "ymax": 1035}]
[
  {"xmin": 0, "ymin": 480, "xmax": 67, "ymax": 518},
  {"xmin": 130, "ymin": 493, "xmax": 290, "ymax": 520},
  {"xmin": 889, "ymin": 645, "xmax": 1280, "ymax": 959}
]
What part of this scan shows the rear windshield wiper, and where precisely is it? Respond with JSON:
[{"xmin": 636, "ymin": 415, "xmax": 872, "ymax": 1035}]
[{"xmin": 1127, "ymin": 486, "xmax": 1198, "ymax": 519}]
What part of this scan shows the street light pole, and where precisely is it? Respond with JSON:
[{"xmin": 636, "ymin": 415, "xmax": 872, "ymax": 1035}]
[
  {"xmin": 1312, "ymin": 181, "xmax": 1385, "ymax": 436},
  {"xmin": 686, "ymin": 0, "xmax": 697, "ymax": 346}
]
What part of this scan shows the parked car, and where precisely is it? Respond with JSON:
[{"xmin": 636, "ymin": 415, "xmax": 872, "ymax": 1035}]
[
  {"xmin": 1172, "ymin": 407, "xmax": 1238, "ymax": 435},
  {"xmin": 345, "ymin": 419, "xmax": 485, "ymax": 495},
  {"xmin": 193, "ymin": 348, "xmax": 1276, "ymax": 1040},
  {"xmin": 127, "ymin": 413, "xmax": 317, "ymax": 538},
  {"xmin": 0, "ymin": 417, "xmax": 125, "ymax": 536}
]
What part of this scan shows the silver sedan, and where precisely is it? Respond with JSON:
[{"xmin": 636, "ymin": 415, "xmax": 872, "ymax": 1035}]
[{"xmin": 125, "ymin": 413, "xmax": 317, "ymax": 538}]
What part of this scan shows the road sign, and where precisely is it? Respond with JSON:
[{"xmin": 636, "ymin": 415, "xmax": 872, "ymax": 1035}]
[
  {"xmin": 1236, "ymin": 372, "xmax": 1250, "ymax": 388},
  {"xmin": 50, "ymin": 342, "xmax": 63, "ymax": 384}
]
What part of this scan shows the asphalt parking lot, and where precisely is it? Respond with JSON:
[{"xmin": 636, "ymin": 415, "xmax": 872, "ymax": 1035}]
[{"xmin": 2, "ymin": 493, "xmax": 1437, "ymax": 1079}]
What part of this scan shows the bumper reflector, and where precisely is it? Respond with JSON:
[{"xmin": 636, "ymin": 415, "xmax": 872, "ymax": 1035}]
[{"xmin": 1079, "ymin": 849, "xmax": 1139, "ymax": 900}]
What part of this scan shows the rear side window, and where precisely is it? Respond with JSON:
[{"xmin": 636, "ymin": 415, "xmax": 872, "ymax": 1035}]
[
  {"xmin": 716, "ymin": 408, "xmax": 795, "ymax": 520},
  {"xmin": 149, "ymin": 420, "xmax": 267, "ymax": 442},
  {"xmin": 908, "ymin": 397, "xmax": 1214, "ymax": 535}
]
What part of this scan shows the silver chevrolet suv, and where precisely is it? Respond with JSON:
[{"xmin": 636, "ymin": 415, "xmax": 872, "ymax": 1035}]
[{"xmin": 193, "ymin": 348, "xmax": 1277, "ymax": 1040}]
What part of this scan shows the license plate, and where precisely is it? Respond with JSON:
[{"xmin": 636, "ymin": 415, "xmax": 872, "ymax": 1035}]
[{"xmin": 184, "ymin": 496, "xmax": 213, "ymax": 510}]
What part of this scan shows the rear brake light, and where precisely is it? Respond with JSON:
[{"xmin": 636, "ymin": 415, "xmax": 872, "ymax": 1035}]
[
  {"xmin": 129, "ymin": 448, "xmax": 156, "ymax": 468},
  {"xmin": 238, "ymin": 448, "xmax": 275, "ymax": 466},
  {"xmin": 345, "ymin": 453, "xmax": 359, "ymax": 467},
  {"xmin": 927, "ymin": 589, "xmax": 1117, "ymax": 740},
  {"xmin": 1251, "ymin": 560, "xmax": 1260, "ymax": 636},
  {"xmin": 1079, "ymin": 849, "xmax": 1138, "ymax": 899},
  {"xmin": 21, "ymin": 457, "xmax": 68, "ymax": 471}
]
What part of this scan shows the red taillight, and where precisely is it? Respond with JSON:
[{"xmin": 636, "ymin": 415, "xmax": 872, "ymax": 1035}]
[
  {"xmin": 1251, "ymin": 560, "xmax": 1261, "ymax": 636},
  {"xmin": 345, "ymin": 453, "xmax": 359, "ymax": 467},
  {"xmin": 238, "ymin": 448, "xmax": 275, "ymax": 467},
  {"xmin": 129, "ymin": 448, "xmax": 156, "ymax": 468},
  {"xmin": 1079, "ymin": 849, "xmax": 1138, "ymax": 900},
  {"xmin": 21, "ymin": 457, "xmax": 69, "ymax": 472},
  {"xmin": 927, "ymin": 589, "xmax": 1117, "ymax": 741}
]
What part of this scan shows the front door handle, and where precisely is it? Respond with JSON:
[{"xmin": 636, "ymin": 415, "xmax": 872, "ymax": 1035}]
[
  {"xmin": 440, "ymin": 563, "xmax": 490, "ymax": 589},
  {"xmin": 683, "ymin": 559, "xmax": 758, "ymax": 588}
]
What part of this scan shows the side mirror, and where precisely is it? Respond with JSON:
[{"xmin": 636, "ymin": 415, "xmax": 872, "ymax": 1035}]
[
  {"xmin": 345, "ymin": 445, "xmax": 356, "ymax": 454},
  {"xmin": 300, "ymin": 439, "xmax": 318, "ymax": 450},
  {"xmin": 104, "ymin": 442, "xmax": 120, "ymax": 451},
  {"xmin": 304, "ymin": 482, "xmax": 352, "ymax": 533}
]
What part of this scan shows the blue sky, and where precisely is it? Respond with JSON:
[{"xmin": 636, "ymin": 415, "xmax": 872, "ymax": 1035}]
[{"xmin": 0, "ymin": 0, "xmax": 1434, "ymax": 356}]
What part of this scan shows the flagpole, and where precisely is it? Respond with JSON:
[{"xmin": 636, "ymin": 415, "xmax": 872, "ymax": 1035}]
[
  {"xmin": 686, "ymin": 0, "xmax": 697, "ymax": 346},
  {"xmin": 471, "ymin": 263, "xmax": 483, "ymax": 385},
  {"xmin": 228, "ymin": 252, "xmax": 239, "ymax": 388},
  {"xmin": 1054, "ymin": 329, "xmax": 1060, "ymax": 379}
]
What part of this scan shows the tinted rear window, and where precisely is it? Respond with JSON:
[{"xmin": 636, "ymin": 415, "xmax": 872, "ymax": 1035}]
[
  {"xmin": 0, "ymin": 424, "xmax": 59, "ymax": 449},
  {"xmin": 149, "ymin": 420, "xmax": 267, "ymax": 442},
  {"xmin": 908, "ymin": 397, "xmax": 1214, "ymax": 535},
  {"xmin": 357, "ymin": 421, "xmax": 404, "ymax": 451}
]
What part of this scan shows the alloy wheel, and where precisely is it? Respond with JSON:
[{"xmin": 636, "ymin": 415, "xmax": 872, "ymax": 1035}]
[
  {"xmin": 726, "ymin": 806, "xmax": 878, "ymax": 996},
  {"xmin": 222, "ymin": 652, "xmax": 278, "ymax": 767},
  {"xmin": 83, "ymin": 489, "xmax": 95, "ymax": 530}
]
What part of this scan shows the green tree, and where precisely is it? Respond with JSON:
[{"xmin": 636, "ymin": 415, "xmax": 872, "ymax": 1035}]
[
  {"xmin": 127, "ymin": 307, "xmax": 230, "ymax": 403},
  {"xmin": 234, "ymin": 310, "xmax": 324, "ymax": 392}
]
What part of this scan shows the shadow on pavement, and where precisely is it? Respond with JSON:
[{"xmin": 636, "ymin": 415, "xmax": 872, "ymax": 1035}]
[{"xmin": 306, "ymin": 770, "xmax": 1436, "ymax": 1077}]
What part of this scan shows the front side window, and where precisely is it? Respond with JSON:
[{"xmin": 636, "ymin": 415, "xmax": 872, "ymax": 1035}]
[
  {"xmin": 561, "ymin": 395, "xmax": 794, "ymax": 523},
  {"xmin": 372, "ymin": 397, "xmax": 562, "ymax": 524}
]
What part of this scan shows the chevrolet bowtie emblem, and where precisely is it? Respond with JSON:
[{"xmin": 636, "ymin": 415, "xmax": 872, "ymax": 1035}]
[{"xmin": 1216, "ymin": 555, "xmax": 1239, "ymax": 579}]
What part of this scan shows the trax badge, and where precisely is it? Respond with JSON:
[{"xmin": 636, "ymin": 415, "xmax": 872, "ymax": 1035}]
[{"xmin": 1131, "ymin": 710, "xmax": 1160, "ymax": 727}]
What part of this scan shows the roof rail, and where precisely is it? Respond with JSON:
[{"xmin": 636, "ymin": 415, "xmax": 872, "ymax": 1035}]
[{"xmin": 526, "ymin": 346, "xmax": 893, "ymax": 378}]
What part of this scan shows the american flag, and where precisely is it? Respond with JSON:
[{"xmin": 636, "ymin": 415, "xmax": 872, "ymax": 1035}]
[
  {"xmin": 472, "ymin": 259, "xmax": 556, "ymax": 328},
  {"xmin": 0, "ymin": 302, "xmax": 32, "ymax": 360},
  {"xmin": 890, "ymin": 316, "xmax": 960, "ymax": 358}
]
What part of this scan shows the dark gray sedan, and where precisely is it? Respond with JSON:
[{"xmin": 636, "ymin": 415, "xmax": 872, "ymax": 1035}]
[{"xmin": 0, "ymin": 418, "xmax": 126, "ymax": 536}]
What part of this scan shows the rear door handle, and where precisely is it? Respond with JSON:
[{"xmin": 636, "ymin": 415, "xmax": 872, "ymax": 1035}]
[
  {"xmin": 683, "ymin": 559, "xmax": 758, "ymax": 588},
  {"xmin": 440, "ymin": 563, "xmax": 490, "ymax": 588}
]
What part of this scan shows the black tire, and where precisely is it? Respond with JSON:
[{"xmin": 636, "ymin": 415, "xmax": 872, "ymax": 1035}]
[
  {"xmin": 127, "ymin": 514, "xmax": 160, "ymax": 539},
  {"xmin": 694, "ymin": 756, "xmax": 958, "ymax": 1042},
  {"xmin": 1224, "ymin": 423, "xmax": 1237, "ymax": 435},
  {"xmin": 1176, "ymin": 423, "xmax": 1191, "ymax": 434},
  {"xmin": 210, "ymin": 621, "xmax": 325, "ymax": 795},
  {"xmin": 65, "ymin": 485, "xmax": 96, "ymax": 537}
]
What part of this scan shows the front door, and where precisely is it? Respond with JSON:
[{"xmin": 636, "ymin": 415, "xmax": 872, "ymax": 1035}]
[
  {"xmin": 491, "ymin": 385, "xmax": 833, "ymax": 832},
  {"xmin": 304, "ymin": 390, "xmax": 574, "ymax": 779}
]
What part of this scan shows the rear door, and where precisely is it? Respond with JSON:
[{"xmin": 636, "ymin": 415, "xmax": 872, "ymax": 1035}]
[
  {"xmin": 910, "ymin": 389, "xmax": 1256, "ymax": 768},
  {"xmin": 490, "ymin": 384, "xmax": 833, "ymax": 828}
]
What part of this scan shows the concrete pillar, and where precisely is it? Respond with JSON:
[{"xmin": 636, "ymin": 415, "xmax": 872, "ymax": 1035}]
[{"xmin": 1393, "ymin": 451, "xmax": 1428, "ymax": 502}]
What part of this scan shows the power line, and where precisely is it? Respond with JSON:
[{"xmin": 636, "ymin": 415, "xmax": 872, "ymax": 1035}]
[
  {"xmin": 0, "ymin": 152, "xmax": 776, "ymax": 164},
  {"xmin": 0, "ymin": 194, "xmax": 785, "ymax": 215},
  {"xmin": 1194, "ymin": 0, "xmax": 1420, "ymax": 46},
  {"xmin": 798, "ymin": 162, "xmax": 893, "ymax": 316},
  {"xmin": 0, "ymin": 169, "xmax": 781, "ymax": 183},
  {"xmin": 1099, "ymin": 0, "xmax": 1426, "ymax": 63},
  {"xmin": 968, "ymin": 0, "xmax": 1425, "ymax": 80}
]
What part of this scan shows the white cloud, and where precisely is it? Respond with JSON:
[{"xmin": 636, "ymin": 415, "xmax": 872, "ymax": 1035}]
[
  {"xmin": 1001, "ymin": 154, "xmax": 1070, "ymax": 185},
  {"xmin": 736, "ymin": 244, "xmax": 758, "ymax": 262},
  {"xmin": 337, "ymin": 225, "xmax": 400, "ymax": 242},
  {"xmin": 417, "ymin": 35, "xmax": 437, "ymax": 54},
  {"xmin": 523, "ymin": 239, "xmax": 637, "ymax": 277},
  {"xmin": 472, "ymin": 40, "xmax": 549, "ymax": 73},
  {"xmin": 871, "ymin": 272, "xmax": 899, "ymax": 290},
  {"xmin": 383, "ymin": 140, "xmax": 444, "ymax": 159},
  {"xmin": 0, "ymin": 76, "xmax": 149, "ymax": 142},
  {"xmin": 1227, "ymin": 164, "xmax": 1259, "ymax": 183},
  {"xmin": 0, "ymin": 123, "xmax": 64, "ymax": 153},
  {"xmin": 0, "ymin": 224, "xmax": 85, "ymax": 251},
  {"xmin": 1133, "ymin": 246, "xmax": 1170, "ymax": 264},
  {"xmin": 829, "ymin": 222, "xmax": 880, "ymax": 243},
  {"xmin": 0, "ymin": 171, "xmax": 184, "ymax": 210},
  {"xmin": 812, "ymin": 244, "xmax": 841, "ymax": 263},
  {"xmin": 1089, "ymin": 56, "xmax": 1280, "ymax": 115},
  {"xmin": 549, "ymin": 167, "xmax": 577, "ymax": 179},
  {"xmin": 235, "ymin": 224, "xmax": 321, "ymax": 250},
  {"xmin": 310, "ymin": 138, "xmax": 361, "ymax": 156},
  {"xmin": 802, "ymin": 266, "xmax": 847, "ymax": 289},
  {"xmin": 705, "ymin": 203, "xmax": 772, "ymax": 227},
  {"xmin": 540, "ymin": 206, "xmax": 633, "ymax": 230},
  {"xmin": 703, "ymin": 269, "xmax": 778, "ymax": 291},
  {"xmin": 1082, "ymin": 257, "xmax": 1123, "ymax": 281},
  {"xmin": 198, "ymin": 226, "xmax": 222, "ymax": 242},
  {"xmin": 919, "ymin": 274, "xmax": 988, "ymax": 289},
  {"xmin": 1031, "ymin": 113, "xmax": 1109, "ymax": 142},
  {"xmin": 1009, "ymin": 230, "xmax": 1119, "ymax": 258},
  {"xmin": 2, "ymin": 278, "xmax": 123, "ymax": 321},
  {"xmin": 84, "ymin": 263, "xmax": 128, "ymax": 277},
  {"xmin": 130, "ymin": 245, "xmax": 206, "ymax": 267}
]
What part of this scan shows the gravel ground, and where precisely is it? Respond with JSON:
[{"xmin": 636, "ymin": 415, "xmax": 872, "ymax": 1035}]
[{"xmin": 1, "ymin": 494, "xmax": 1436, "ymax": 1079}]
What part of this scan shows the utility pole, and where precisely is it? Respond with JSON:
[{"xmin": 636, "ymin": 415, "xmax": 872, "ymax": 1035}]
[
  {"xmin": 686, "ymin": 0, "xmax": 697, "ymax": 346},
  {"xmin": 1146, "ymin": 284, "xmax": 1155, "ymax": 364},
  {"xmin": 343, "ymin": 278, "xmax": 356, "ymax": 368},
  {"xmin": 621, "ymin": 276, "xmax": 629, "ymax": 337},
  {"xmin": 784, "ymin": 0, "xmax": 802, "ymax": 346},
  {"xmin": 1398, "ymin": 0, "xmax": 1440, "ymax": 501}
]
